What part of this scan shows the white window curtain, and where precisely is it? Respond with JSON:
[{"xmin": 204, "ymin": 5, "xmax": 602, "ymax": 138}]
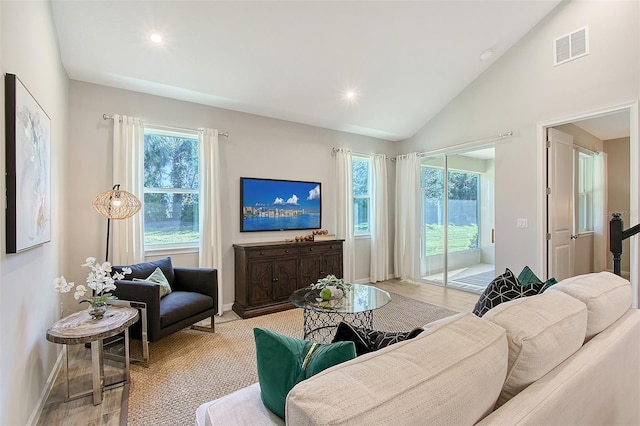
[
  {"xmin": 394, "ymin": 153, "xmax": 421, "ymax": 282},
  {"xmin": 111, "ymin": 114, "xmax": 145, "ymax": 266},
  {"xmin": 336, "ymin": 149, "xmax": 355, "ymax": 282},
  {"xmin": 370, "ymin": 154, "xmax": 389, "ymax": 282},
  {"xmin": 199, "ymin": 128, "xmax": 224, "ymax": 315},
  {"xmin": 593, "ymin": 152, "xmax": 608, "ymax": 272}
]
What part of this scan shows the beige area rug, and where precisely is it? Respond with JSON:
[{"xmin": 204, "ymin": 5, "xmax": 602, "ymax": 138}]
[{"xmin": 127, "ymin": 293, "xmax": 457, "ymax": 426}]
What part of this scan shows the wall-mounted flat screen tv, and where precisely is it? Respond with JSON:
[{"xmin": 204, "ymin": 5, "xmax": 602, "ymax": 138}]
[{"xmin": 240, "ymin": 177, "xmax": 321, "ymax": 232}]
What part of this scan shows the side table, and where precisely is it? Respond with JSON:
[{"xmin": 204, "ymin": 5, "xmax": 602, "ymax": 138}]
[{"xmin": 46, "ymin": 305, "xmax": 138, "ymax": 405}]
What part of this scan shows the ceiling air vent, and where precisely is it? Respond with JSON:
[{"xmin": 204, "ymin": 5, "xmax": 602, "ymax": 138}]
[{"xmin": 554, "ymin": 26, "xmax": 589, "ymax": 66}]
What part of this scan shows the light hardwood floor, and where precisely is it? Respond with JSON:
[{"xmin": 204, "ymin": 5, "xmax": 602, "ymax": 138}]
[{"xmin": 37, "ymin": 280, "xmax": 479, "ymax": 425}]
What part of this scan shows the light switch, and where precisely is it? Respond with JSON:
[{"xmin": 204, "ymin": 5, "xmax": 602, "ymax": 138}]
[{"xmin": 517, "ymin": 218, "xmax": 528, "ymax": 228}]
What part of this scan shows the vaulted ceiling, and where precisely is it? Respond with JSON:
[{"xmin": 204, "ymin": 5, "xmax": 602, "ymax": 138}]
[{"xmin": 51, "ymin": 0, "xmax": 562, "ymax": 141}]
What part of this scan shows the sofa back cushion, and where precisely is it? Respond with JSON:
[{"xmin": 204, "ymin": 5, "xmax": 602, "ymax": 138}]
[
  {"xmin": 114, "ymin": 256, "xmax": 176, "ymax": 287},
  {"xmin": 547, "ymin": 271, "xmax": 632, "ymax": 340},
  {"xmin": 286, "ymin": 313, "xmax": 508, "ymax": 425},
  {"xmin": 483, "ymin": 291, "xmax": 587, "ymax": 406}
]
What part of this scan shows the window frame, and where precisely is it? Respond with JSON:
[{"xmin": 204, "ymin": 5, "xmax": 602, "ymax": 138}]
[
  {"xmin": 576, "ymin": 151, "xmax": 594, "ymax": 234},
  {"xmin": 352, "ymin": 155, "xmax": 372, "ymax": 236},
  {"xmin": 143, "ymin": 125, "xmax": 201, "ymax": 251}
]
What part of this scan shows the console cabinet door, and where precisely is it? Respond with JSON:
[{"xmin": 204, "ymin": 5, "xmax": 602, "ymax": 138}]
[
  {"xmin": 321, "ymin": 251, "xmax": 343, "ymax": 278},
  {"xmin": 272, "ymin": 257, "xmax": 298, "ymax": 301},
  {"xmin": 299, "ymin": 244, "xmax": 344, "ymax": 287},
  {"xmin": 247, "ymin": 259, "xmax": 275, "ymax": 306}
]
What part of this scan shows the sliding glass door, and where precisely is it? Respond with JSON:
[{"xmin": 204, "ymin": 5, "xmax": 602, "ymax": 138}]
[{"xmin": 420, "ymin": 147, "xmax": 495, "ymax": 292}]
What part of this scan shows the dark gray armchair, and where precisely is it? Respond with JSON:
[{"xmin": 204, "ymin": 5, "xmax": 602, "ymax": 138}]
[{"xmin": 112, "ymin": 256, "xmax": 217, "ymax": 342}]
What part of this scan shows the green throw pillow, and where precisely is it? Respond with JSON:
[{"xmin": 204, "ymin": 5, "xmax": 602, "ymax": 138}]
[
  {"xmin": 517, "ymin": 266, "xmax": 557, "ymax": 292},
  {"xmin": 133, "ymin": 267, "xmax": 172, "ymax": 298},
  {"xmin": 253, "ymin": 328, "xmax": 356, "ymax": 419}
]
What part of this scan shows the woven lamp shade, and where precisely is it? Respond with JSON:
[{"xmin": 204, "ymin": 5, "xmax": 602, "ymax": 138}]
[{"xmin": 92, "ymin": 187, "xmax": 142, "ymax": 220}]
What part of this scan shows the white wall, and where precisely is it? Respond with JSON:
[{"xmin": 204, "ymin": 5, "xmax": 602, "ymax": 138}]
[
  {"xmin": 400, "ymin": 0, "xmax": 639, "ymax": 279},
  {"xmin": 67, "ymin": 81, "xmax": 398, "ymax": 310},
  {"xmin": 0, "ymin": 2, "xmax": 69, "ymax": 425}
]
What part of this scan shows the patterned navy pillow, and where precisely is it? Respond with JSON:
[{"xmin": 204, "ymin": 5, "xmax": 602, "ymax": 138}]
[
  {"xmin": 472, "ymin": 268, "xmax": 545, "ymax": 317},
  {"xmin": 332, "ymin": 322, "xmax": 423, "ymax": 356}
]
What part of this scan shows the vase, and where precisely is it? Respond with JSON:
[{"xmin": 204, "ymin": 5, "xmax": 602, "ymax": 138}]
[{"xmin": 88, "ymin": 301, "xmax": 107, "ymax": 320}]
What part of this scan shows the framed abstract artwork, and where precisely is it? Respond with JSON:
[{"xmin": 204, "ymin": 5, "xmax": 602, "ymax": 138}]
[{"xmin": 5, "ymin": 73, "xmax": 51, "ymax": 253}]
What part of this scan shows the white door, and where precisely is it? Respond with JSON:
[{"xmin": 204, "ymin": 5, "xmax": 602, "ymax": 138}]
[{"xmin": 548, "ymin": 128, "xmax": 575, "ymax": 281}]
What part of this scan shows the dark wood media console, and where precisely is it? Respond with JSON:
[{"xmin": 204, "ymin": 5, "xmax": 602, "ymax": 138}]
[{"xmin": 233, "ymin": 240, "xmax": 344, "ymax": 318}]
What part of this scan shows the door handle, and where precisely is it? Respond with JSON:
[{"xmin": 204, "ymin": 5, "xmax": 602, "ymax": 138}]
[{"xmin": 570, "ymin": 235, "xmax": 578, "ymax": 240}]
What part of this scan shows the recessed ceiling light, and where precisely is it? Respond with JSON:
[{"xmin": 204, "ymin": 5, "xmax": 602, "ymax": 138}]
[
  {"xmin": 480, "ymin": 49, "xmax": 493, "ymax": 61},
  {"xmin": 150, "ymin": 32, "xmax": 163, "ymax": 44},
  {"xmin": 345, "ymin": 91, "xmax": 356, "ymax": 100}
]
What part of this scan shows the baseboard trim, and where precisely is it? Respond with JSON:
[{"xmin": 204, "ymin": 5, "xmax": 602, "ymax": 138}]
[
  {"xmin": 28, "ymin": 349, "xmax": 64, "ymax": 426},
  {"xmin": 222, "ymin": 302, "xmax": 234, "ymax": 313}
]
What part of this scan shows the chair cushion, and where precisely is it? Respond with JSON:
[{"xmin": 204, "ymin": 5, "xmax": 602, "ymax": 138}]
[
  {"xmin": 133, "ymin": 267, "xmax": 172, "ymax": 298},
  {"xmin": 547, "ymin": 271, "xmax": 632, "ymax": 340},
  {"xmin": 160, "ymin": 291, "xmax": 213, "ymax": 328},
  {"xmin": 115, "ymin": 257, "xmax": 176, "ymax": 287},
  {"xmin": 483, "ymin": 290, "xmax": 587, "ymax": 406},
  {"xmin": 254, "ymin": 328, "xmax": 356, "ymax": 419}
]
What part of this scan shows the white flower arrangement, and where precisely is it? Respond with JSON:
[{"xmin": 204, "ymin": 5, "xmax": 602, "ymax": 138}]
[{"xmin": 53, "ymin": 257, "xmax": 131, "ymax": 306}]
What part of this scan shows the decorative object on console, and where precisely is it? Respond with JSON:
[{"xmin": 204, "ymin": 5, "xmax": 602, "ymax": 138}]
[
  {"xmin": 92, "ymin": 184, "xmax": 142, "ymax": 262},
  {"xmin": 5, "ymin": 73, "xmax": 51, "ymax": 253},
  {"xmin": 312, "ymin": 229, "xmax": 336, "ymax": 241},
  {"xmin": 253, "ymin": 327, "xmax": 356, "ymax": 419},
  {"xmin": 240, "ymin": 177, "xmax": 321, "ymax": 232},
  {"xmin": 53, "ymin": 257, "xmax": 132, "ymax": 319}
]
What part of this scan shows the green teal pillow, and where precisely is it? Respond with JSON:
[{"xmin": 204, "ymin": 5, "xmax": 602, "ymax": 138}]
[
  {"xmin": 517, "ymin": 266, "xmax": 557, "ymax": 292},
  {"xmin": 518, "ymin": 266, "xmax": 541, "ymax": 284},
  {"xmin": 253, "ymin": 328, "xmax": 356, "ymax": 419},
  {"xmin": 133, "ymin": 267, "xmax": 172, "ymax": 297}
]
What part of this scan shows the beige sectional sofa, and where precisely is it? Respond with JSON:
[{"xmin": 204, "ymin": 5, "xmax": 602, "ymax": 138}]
[{"xmin": 196, "ymin": 272, "xmax": 640, "ymax": 425}]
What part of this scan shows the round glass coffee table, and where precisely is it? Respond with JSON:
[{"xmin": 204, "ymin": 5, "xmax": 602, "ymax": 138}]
[{"xmin": 290, "ymin": 283, "xmax": 391, "ymax": 343}]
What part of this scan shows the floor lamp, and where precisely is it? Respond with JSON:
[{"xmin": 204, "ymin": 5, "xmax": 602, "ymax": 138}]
[{"xmin": 92, "ymin": 184, "xmax": 142, "ymax": 263}]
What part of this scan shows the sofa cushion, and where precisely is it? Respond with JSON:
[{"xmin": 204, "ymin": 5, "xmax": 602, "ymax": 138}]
[
  {"xmin": 254, "ymin": 328, "xmax": 356, "ymax": 420},
  {"xmin": 286, "ymin": 313, "xmax": 508, "ymax": 425},
  {"xmin": 473, "ymin": 268, "xmax": 544, "ymax": 317},
  {"xmin": 547, "ymin": 271, "xmax": 632, "ymax": 340},
  {"xmin": 159, "ymin": 291, "xmax": 213, "ymax": 328},
  {"xmin": 196, "ymin": 383, "xmax": 285, "ymax": 426},
  {"xmin": 331, "ymin": 322, "xmax": 423, "ymax": 356},
  {"xmin": 115, "ymin": 257, "xmax": 175, "ymax": 287},
  {"xmin": 133, "ymin": 267, "xmax": 172, "ymax": 298},
  {"xmin": 483, "ymin": 291, "xmax": 587, "ymax": 406}
]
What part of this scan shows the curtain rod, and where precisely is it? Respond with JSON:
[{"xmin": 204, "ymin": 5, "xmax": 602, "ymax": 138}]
[
  {"xmin": 103, "ymin": 114, "xmax": 229, "ymax": 138},
  {"xmin": 395, "ymin": 130, "xmax": 514, "ymax": 161},
  {"xmin": 331, "ymin": 147, "xmax": 392, "ymax": 160}
]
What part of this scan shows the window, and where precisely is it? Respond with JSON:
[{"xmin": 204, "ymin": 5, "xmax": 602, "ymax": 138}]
[
  {"xmin": 143, "ymin": 127, "xmax": 200, "ymax": 249},
  {"xmin": 577, "ymin": 151, "xmax": 594, "ymax": 232},
  {"xmin": 352, "ymin": 156, "xmax": 371, "ymax": 234},
  {"xmin": 421, "ymin": 164, "xmax": 480, "ymax": 255}
]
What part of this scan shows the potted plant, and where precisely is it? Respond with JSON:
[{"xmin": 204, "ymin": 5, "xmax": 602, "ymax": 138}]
[{"xmin": 310, "ymin": 274, "xmax": 352, "ymax": 300}]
